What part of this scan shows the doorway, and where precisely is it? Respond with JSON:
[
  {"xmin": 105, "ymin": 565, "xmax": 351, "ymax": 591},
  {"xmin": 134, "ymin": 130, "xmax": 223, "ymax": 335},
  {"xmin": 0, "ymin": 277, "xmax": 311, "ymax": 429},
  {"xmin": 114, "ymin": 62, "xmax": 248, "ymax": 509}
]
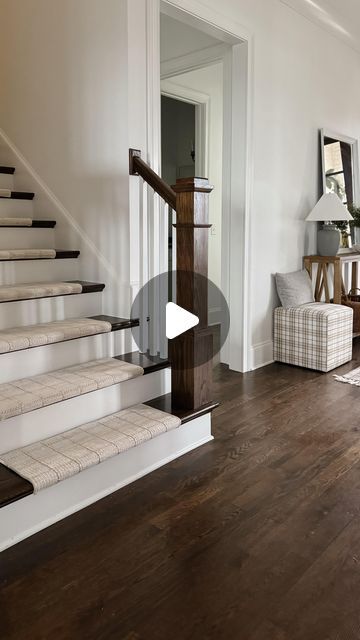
[
  {"xmin": 148, "ymin": 1, "xmax": 252, "ymax": 371},
  {"xmin": 160, "ymin": 14, "xmax": 225, "ymax": 329}
]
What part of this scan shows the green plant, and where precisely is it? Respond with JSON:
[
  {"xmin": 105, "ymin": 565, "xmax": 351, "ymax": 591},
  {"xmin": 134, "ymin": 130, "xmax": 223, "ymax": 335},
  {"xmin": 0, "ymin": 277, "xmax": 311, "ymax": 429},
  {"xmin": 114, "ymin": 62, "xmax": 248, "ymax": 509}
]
[
  {"xmin": 334, "ymin": 204, "xmax": 360, "ymax": 235},
  {"xmin": 348, "ymin": 204, "xmax": 360, "ymax": 228}
]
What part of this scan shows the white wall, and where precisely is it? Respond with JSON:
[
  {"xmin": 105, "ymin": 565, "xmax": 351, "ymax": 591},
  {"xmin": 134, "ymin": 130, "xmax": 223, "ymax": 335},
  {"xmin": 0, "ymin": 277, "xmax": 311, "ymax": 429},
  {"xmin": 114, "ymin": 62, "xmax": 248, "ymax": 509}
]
[
  {"xmin": 0, "ymin": 0, "xmax": 148, "ymax": 318},
  {"xmin": 169, "ymin": 0, "xmax": 360, "ymax": 367},
  {"xmin": 2, "ymin": 0, "xmax": 360, "ymax": 368}
]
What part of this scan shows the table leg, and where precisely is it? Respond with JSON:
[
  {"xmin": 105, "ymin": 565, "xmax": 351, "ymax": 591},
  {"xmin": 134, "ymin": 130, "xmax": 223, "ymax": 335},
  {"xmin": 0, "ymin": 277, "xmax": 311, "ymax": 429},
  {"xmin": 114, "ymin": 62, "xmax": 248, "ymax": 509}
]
[
  {"xmin": 352, "ymin": 262, "xmax": 358, "ymax": 293},
  {"xmin": 333, "ymin": 260, "xmax": 342, "ymax": 304}
]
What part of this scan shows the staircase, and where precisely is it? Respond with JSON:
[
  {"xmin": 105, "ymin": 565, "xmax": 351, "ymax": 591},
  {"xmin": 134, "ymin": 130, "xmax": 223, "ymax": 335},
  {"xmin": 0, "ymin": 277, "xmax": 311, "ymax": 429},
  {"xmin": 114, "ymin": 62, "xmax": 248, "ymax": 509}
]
[{"xmin": 0, "ymin": 160, "xmax": 216, "ymax": 551}]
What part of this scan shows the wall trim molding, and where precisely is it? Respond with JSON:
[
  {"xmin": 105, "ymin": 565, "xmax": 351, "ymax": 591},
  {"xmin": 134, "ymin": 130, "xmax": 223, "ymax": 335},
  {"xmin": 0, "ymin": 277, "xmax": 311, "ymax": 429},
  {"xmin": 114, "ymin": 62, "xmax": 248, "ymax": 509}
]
[
  {"xmin": 157, "ymin": 0, "xmax": 255, "ymax": 372},
  {"xmin": 161, "ymin": 42, "xmax": 230, "ymax": 78},
  {"xmin": 251, "ymin": 340, "xmax": 274, "ymax": 370}
]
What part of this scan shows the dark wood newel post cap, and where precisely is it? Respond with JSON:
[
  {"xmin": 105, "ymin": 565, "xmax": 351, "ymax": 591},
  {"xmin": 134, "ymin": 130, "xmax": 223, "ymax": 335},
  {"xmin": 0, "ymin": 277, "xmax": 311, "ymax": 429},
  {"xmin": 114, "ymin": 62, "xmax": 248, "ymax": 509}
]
[{"xmin": 172, "ymin": 177, "xmax": 214, "ymax": 194}]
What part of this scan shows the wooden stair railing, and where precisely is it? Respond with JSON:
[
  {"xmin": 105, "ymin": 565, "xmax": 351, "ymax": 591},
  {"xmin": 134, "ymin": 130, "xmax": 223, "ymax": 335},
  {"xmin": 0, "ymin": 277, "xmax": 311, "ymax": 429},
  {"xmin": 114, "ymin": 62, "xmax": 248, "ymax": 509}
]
[
  {"xmin": 129, "ymin": 149, "xmax": 213, "ymax": 411},
  {"xmin": 129, "ymin": 149, "xmax": 176, "ymax": 209}
]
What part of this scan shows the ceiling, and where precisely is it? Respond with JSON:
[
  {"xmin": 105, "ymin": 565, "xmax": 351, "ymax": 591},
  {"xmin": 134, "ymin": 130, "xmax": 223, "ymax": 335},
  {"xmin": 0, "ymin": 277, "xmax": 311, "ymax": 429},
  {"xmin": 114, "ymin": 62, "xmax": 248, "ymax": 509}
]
[
  {"xmin": 280, "ymin": 0, "xmax": 360, "ymax": 53},
  {"xmin": 160, "ymin": 14, "xmax": 222, "ymax": 63}
]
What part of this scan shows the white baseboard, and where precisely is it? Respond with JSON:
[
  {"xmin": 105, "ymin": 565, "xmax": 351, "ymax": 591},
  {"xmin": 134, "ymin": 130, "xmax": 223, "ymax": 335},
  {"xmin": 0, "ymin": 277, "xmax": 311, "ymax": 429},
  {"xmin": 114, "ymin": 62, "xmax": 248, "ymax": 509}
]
[
  {"xmin": 251, "ymin": 340, "xmax": 274, "ymax": 370},
  {"xmin": 209, "ymin": 306, "xmax": 222, "ymax": 326},
  {"xmin": 0, "ymin": 413, "xmax": 213, "ymax": 552}
]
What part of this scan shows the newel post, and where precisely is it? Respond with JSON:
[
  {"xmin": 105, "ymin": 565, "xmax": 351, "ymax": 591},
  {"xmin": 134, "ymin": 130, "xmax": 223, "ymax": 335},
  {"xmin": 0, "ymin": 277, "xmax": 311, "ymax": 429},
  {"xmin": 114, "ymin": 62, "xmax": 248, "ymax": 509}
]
[{"xmin": 170, "ymin": 177, "xmax": 214, "ymax": 410}]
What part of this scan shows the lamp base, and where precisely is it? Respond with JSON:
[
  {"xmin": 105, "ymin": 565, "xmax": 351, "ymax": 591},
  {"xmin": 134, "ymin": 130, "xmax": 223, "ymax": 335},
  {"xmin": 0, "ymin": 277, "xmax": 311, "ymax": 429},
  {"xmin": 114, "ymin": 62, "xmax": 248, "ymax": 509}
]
[{"xmin": 317, "ymin": 225, "xmax": 341, "ymax": 256}]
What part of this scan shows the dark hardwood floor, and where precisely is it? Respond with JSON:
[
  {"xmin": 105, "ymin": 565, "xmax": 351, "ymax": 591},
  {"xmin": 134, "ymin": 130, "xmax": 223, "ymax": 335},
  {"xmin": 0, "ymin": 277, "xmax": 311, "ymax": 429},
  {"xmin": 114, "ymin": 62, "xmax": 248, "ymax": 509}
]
[{"xmin": 2, "ymin": 344, "xmax": 360, "ymax": 639}]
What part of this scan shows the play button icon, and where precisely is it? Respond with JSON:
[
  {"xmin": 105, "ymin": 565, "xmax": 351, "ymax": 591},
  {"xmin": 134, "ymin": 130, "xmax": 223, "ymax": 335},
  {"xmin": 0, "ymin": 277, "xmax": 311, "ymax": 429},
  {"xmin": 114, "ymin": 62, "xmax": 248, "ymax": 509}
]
[
  {"xmin": 130, "ymin": 270, "xmax": 230, "ymax": 370},
  {"xmin": 166, "ymin": 302, "xmax": 199, "ymax": 339}
]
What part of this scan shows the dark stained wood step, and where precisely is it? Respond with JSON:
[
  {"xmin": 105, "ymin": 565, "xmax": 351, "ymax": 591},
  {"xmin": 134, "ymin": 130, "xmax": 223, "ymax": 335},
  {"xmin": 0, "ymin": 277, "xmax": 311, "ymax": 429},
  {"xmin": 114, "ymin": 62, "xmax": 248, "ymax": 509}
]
[
  {"xmin": 54, "ymin": 250, "xmax": 80, "ymax": 260},
  {"xmin": 0, "ymin": 464, "xmax": 33, "ymax": 508},
  {"xmin": 145, "ymin": 392, "xmax": 219, "ymax": 423},
  {"xmin": 115, "ymin": 350, "xmax": 169, "ymax": 374},
  {"xmin": 67, "ymin": 281, "xmax": 105, "ymax": 294},
  {"xmin": 0, "ymin": 250, "xmax": 80, "ymax": 261},
  {"xmin": 0, "ymin": 167, "xmax": 15, "ymax": 175},
  {"xmin": 0, "ymin": 220, "xmax": 57, "ymax": 229},
  {"xmin": 90, "ymin": 316, "xmax": 139, "ymax": 332},
  {"xmin": 31, "ymin": 220, "xmax": 56, "ymax": 228},
  {"xmin": 0, "ymin": 191, "xmax": 35, "ymax": 200}
]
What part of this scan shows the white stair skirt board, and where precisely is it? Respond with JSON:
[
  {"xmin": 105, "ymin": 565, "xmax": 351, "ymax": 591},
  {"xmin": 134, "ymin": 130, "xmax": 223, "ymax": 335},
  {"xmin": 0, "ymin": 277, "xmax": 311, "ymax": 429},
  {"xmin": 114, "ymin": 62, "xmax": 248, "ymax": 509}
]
[
  {"xmin": 0, "ymin": 368, "xmax": 171, "ymax": 452},
  {"xmin": 0, "ymin": 281, "xmax": 82, "ymax": 303},
  {"xmin": 0, "ymin": 412, "xmax": 212, "ymax": 551},
  {"xmin": 1, "ymin": 405, "xmax": 181, "ymax": 492},
  {"xmin": 0, "ymin": 228, "xmax": 55, "ymax": 250},
  {"xmin": 0, "ymin": 249, "xmax": 56, "ymax": 260},
  {"xmin": 0, "ymin": 358, "xmax": 144, "ymax": 422},
  {"xmin": 0, "ymin": 317, "xmax": 112, "ymax": 354}
]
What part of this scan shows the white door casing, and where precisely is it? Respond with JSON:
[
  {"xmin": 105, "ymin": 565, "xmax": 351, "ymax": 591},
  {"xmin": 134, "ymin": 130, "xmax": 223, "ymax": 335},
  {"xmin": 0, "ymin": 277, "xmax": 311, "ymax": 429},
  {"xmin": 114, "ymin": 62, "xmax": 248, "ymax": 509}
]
[{"xmin": 146, "ymin": 0, "xmax": 254, "ymax": 372}]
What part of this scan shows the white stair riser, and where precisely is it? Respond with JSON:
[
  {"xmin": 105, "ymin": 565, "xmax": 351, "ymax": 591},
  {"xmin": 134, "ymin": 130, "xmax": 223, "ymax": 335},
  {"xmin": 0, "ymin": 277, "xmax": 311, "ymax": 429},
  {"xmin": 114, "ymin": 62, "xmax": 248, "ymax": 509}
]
[
  {"xmin": 0, "ymin": 175, "xmax": 14, "ymax": 190},
  {"xmin": 0, "ymin": 331, "xmax": 131, "ymax": 383},
  {"xmin": 0, "ymin": 412, "xmax": 212, "ymax": 552},
  {"xmin": 0, "ymin": 368, "xmax": 171, "ymax": 452},
  {"xmin": 0, "ymin": 258, "xmax": 80, "ymax": 284},
  {"xmin": 0, "ymin": 199, "xmax": 34, "ymax": 217},
  {"xmin": 0, "ymin": 291, "xmax": 103, "ymax": 331},
  {"xmin": 0, "ymin": 228, "xmax": 55, "ymax": 250}
]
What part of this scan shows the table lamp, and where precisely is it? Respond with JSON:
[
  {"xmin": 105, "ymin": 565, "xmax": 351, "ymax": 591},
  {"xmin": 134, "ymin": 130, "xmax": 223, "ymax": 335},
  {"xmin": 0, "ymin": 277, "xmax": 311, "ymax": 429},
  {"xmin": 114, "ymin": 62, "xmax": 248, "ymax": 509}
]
[{"xmin": 306, "ymin": 193, "xmax": 353, "ymax": 256}]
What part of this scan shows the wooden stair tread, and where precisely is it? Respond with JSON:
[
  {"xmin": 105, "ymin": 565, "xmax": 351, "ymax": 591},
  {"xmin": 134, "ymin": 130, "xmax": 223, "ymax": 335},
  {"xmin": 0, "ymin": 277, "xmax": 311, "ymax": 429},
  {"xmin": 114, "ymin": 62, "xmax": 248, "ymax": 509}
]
[
  {"xmin": 0, "ymin": 249, "xmax": 80, "ymax": 261},
  {"xmin": 0, "ymin": 219, "xmax": 56, "ymax": 228},
  {"xmin": 145, "ymin": 393, "xmax": 219, "ymax": 423},
  {"xmin": 0, "ymin": 464, "xmax": 33, "ymax": 508},
  {"xmin": 0, "ymin": 191, "xmax": 34, "ymax": 200},
  {"xmin": 0, "ymin": 281, "xmax": 105, "ymax": 303},
  {"xmin": 90, "ymin": 316, "xmax": 139, "ymax": 330},
  {"xmin": 0, "ymin": 167, "xmax": 15, "ymax": 175},
  {"xmin": 115, "ymin": 351, "xmax": 169, "ymax": 373}
]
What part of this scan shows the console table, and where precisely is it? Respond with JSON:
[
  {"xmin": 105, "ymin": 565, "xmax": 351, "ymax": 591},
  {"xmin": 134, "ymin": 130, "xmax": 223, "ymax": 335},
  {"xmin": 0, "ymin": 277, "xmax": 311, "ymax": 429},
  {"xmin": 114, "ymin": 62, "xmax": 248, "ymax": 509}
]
[{"xmin": 303, "ymin": 253, "xmax": 360, "ymax": 304}]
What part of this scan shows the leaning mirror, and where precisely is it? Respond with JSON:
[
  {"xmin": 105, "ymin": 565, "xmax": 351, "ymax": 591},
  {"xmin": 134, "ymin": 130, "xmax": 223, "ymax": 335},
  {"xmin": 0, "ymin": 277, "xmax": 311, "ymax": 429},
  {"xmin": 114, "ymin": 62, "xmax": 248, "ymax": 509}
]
[{"xmin": 320, "ymin": 129, "xmax": 360, "ymax": 249}]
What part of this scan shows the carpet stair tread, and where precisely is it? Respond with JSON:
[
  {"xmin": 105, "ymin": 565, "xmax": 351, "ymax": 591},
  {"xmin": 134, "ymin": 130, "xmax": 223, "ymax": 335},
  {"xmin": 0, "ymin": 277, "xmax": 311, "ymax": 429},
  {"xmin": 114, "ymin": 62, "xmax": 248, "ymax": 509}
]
[
  {"xmin": 0, "ymin": 315, "xmax": 139, "ymax": 354},
  {"xmin": 0, "ymin": 249, "xmax": 80, "ymax": 261},
  {"xmin": 0, "ymin": 404, "xmax": 181, "ymax": 502},
  {"xmin": 0, "ymin": 280, "xmax": 105, "ymax": 303},
  {"xmin": 0, "ymin": 357, "xmax": 144, "ymax": 422}
]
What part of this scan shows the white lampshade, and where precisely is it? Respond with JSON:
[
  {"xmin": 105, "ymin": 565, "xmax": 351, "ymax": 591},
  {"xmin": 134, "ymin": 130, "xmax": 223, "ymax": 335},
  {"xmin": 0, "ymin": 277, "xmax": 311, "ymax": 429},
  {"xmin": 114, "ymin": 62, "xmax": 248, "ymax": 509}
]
[{"xmin": 306, "ymin": 193, "xmax": 353, "ymax": 222}]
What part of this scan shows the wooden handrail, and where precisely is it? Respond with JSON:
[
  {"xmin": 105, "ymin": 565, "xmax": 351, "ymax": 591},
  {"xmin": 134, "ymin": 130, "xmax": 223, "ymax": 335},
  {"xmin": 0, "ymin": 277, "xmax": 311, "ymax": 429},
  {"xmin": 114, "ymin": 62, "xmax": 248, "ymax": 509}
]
[
  {"xmin": 129, "ymin": 149, "xmax": 176, "ymax": 210},
  {"xmin": 130, "ymin": 147, "xmax": 214, "ymax": 410}
]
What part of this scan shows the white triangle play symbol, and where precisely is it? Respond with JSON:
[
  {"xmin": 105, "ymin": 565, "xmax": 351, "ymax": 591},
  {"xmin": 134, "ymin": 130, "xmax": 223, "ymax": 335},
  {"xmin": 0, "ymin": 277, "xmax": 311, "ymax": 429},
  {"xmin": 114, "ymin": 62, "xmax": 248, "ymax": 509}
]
[{"xmin": 166, "ymin": 302, "xmax": 199, "ymax": 339}]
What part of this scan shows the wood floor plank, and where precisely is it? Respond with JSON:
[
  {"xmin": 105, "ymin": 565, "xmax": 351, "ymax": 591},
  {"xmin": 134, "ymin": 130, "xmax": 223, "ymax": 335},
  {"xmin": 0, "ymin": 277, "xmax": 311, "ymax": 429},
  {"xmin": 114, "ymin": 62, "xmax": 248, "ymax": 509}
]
[{"xmin": 2, "ymin": 346, "xmax": 360, "ymax": 639}]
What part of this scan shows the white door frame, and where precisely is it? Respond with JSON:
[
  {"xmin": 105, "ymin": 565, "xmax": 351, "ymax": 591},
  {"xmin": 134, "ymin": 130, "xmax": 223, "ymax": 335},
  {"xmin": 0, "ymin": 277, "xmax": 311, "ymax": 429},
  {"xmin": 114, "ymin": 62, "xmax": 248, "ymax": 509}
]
[{"xmin": 146, "ymin": 0, "xmax": 254, "ymax": 372}]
